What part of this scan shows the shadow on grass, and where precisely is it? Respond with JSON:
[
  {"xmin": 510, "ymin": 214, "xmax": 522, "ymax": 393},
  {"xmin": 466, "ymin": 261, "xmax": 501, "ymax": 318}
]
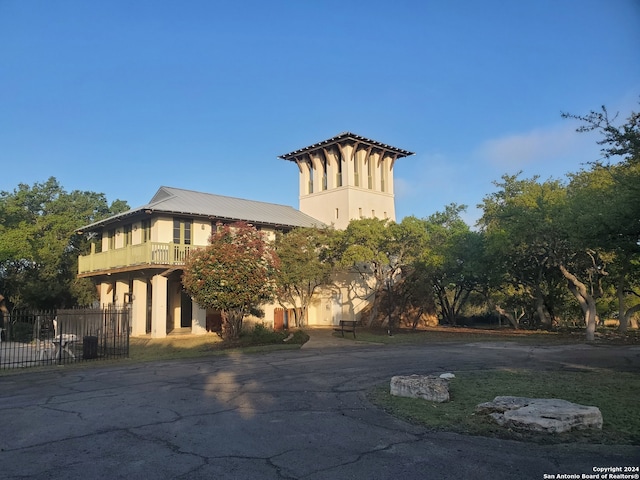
[{"xmin": 129, "ymin": 329, "xmax": 310, "ymax": 362}]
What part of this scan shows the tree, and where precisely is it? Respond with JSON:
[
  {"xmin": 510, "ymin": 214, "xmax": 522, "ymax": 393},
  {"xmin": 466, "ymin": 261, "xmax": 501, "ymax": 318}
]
[
  {"xmin": 273, "ymin": 227, "xmax": 334, "ymax": 327},
  {"xmin": 563, "ymin": 104, "xmax": 640, "ymax": 332},
  {"xmin": 479, "ymin": 171, "xmax": 625, "ymax": 341},
  {"xmin": 182, "ymin": 222, "xmax": 278, "ymax": 340},
  {"xmin": 479, "ymin": 175, "xmax": 568, "ymax": 329},
  {"xmin": 333, "ymin": 216, "xmax": 429, "ymax": 334},
  {"xmin": 0, "ymin": 177, "xmax": 129, "ymax": 310},
  {"xmin": 420, "ymin": 204, "xmax": 485, "ymax": 325}
]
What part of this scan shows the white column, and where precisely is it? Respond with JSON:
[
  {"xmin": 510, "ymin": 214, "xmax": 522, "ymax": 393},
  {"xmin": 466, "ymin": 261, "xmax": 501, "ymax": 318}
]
[
  {"xmin": 369, "ymin": 151, "xmax": 381, "ymax": 191},
  {"xmin": 338, "ymin": 143, "xmax": 354, "ymax": 187},
  {"xmin": 192, "ymin": 300, "xmax": 207, "ymax": 335},
  {"xmin": 385, "ymin": 154, "xmax": 395, "ymax": 195},
  {"xmin": 99, "ymin": 282, "xmax": 113, "ymax": 306},
  {"xmin": 151, "ymin": 274, "xmax": 168, "ymax": 338},
  {"xmin": 300, "ymin": 161, "xmax": 313, "ymax": 197},
  {"xmin": 297, "ymin": 160, "xmax": 309, "ymax": 197},
  {"xmin": 310, "ymin": 153, "xmax": 322, "ymax": 193},
  {"xmin": 131, "ymin": 278, "xmax": 147, "ymax": 336},
  {"xmin": 115, "ymin": 280, "xmax": 129, "ymax": 305}
]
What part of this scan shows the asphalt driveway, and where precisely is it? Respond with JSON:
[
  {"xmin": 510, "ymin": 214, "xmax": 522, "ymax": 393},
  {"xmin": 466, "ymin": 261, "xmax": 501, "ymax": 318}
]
[{"xmin": 1, "ymin": 330, "xmax": 638, "ymax": 479}]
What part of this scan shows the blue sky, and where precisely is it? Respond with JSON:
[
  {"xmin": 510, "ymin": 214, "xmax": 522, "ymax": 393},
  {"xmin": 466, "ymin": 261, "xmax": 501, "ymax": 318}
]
[{"xmin": 1, "ymin": 0, "xmax": 639, "ymax": 226}]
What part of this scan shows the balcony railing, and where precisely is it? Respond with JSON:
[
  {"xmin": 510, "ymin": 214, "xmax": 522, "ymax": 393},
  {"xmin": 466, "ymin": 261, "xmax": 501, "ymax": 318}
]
[{"xmin": 78, "ymin": 242, "xmax": 198, "ymax": 274}]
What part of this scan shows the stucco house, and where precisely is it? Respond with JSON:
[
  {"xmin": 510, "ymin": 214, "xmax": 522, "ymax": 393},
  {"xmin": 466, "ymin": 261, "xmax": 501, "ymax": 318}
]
[{"xmin": 77, "ymin": 132, "xmax": 413, "ymax": 337}]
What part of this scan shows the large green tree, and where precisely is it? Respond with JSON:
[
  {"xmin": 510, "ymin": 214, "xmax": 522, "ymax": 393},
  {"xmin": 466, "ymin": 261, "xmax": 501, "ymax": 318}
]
[
  {"xmin": 333, "ymin": 216, "xmax": 429, "ymax": 333},
  {"xmin": 479, "ymin": 176, "xmax": 568, "ymax": 329},
  {"xmin": 563, "ymin": 104, "xmax": 640, "ymax": 332},
  {"xmin": 419, "ymin": 204, "xmax": 486, "ymax": 326},
  {"xmin": 182, "ymin": 222, "xmax": 278, "ymax": 340},
  {"xmin": 273, "ymin": 227, "xmax": 334, "ymax": 327},
  {"xmin": 0, "ymin": 177, "xmax": 128, "ymax": 310},
  {"xmin": 479, "ymin": 165, "xmax": 638, "ymax": 340}
]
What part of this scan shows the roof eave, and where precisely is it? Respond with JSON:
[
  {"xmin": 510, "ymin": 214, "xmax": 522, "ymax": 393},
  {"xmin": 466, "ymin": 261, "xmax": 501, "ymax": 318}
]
[
  {"xmin": 279, "ymin": 131, "xmax": 414, "ymax": 161},
  {"xmin": 77, "ymin": 207, "xmax": 324, "ymax": 234}
]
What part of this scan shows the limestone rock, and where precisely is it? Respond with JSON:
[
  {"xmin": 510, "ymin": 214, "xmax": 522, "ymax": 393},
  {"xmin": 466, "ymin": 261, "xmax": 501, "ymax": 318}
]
[
  {"xmin": 390, "ymin": 375, "xmax": 450, "ymax": 403},
  {"xmin": 476, "ymin": 396, "xmax": 603, "ymax": 433},
  {"xmin": 439, "ymin": 373, "xmax": 455, "ymax": 380}
]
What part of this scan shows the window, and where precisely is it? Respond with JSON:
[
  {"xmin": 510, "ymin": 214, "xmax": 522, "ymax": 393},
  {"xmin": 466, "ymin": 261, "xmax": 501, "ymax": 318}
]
[
  {"xmin": 123, "ymin": 224, "xmax": 132, "ymax": 247},
  {"xmin": 367, "ymin": 159, "xmax": 373, "ymax": 189},
  {"xmin": 354, "ymin": 158, "xmax": 360, "ymax": 187},
  {"xmin": 336, "ymin": 156, "xmax": 342, "ymax": 187},
  {"xmin": 108, "ymin": 229, "xmax": 116, "ymax": 250},
  {"xmin": 95, "ymin": 233, "xmax": 103, "ymax": 253},
  {"xmin": 335, "ymin": 208, "xmax": 339, "ymax": 219},
  {"xmin": 308, "ymin": 163, "xmax": 314, "ymax": 194},
  {"xmin": 173, "ymin": 219, "xmax": 192, "ymax": 245},
  {"xmin": 142, "ymin": 219, "xmax": 151, "ymax": 243},
  {"xmin": 322, "ymin": 157, "xmax": 328, "ymax": 191}
]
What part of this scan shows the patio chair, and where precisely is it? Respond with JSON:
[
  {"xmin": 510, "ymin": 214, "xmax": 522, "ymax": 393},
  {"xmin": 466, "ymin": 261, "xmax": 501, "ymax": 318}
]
[{"xmin": 37, "ymin": 339, "xmax": 55, "ymax": 362}]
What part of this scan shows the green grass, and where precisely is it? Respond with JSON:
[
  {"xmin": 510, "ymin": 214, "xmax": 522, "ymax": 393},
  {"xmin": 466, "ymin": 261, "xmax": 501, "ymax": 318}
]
[
  {"xmin": 354, "ymin": 326, "xmax": 640, "ymax": 346},
  {"xmin": 128, "ymin": 328, "xmax": 309, "ymax": 362},
  {"xmin": 369, "ymin": 368, "xmax": 640, "ymax": 445}
]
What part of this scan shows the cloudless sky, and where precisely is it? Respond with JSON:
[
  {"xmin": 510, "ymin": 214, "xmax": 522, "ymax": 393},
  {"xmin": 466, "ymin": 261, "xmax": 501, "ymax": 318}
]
[{"xmin": 1, "ymin": 0, "xmax": 639, "ymax": 225}]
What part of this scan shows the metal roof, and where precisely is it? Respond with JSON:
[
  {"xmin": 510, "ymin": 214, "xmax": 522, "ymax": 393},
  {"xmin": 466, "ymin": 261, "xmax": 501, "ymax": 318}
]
[
  {"xmin": 279, "ymin": 132, "xmax": 414, "ymax": 160},
  {"xmin": 77, "ymin": 186, "xmax": 325, "ymax": 232}
]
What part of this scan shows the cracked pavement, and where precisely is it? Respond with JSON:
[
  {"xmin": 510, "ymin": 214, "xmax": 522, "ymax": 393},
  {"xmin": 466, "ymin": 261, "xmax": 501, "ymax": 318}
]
[{"xmin": 1, "ymin": 330, "xmax": 639, "ymax": 479}]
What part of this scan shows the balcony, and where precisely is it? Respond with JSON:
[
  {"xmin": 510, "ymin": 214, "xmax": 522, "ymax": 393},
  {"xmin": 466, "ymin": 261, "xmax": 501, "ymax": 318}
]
[{"xmin": 78, "ymin": 242, "xmax": 199, "ymax": 275}]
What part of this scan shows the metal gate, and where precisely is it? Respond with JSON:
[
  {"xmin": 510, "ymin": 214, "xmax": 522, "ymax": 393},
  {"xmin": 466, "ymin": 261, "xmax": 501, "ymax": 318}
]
[{"xmin": 0, "ymin": 306, "xmax": 130, "ymax": 370}]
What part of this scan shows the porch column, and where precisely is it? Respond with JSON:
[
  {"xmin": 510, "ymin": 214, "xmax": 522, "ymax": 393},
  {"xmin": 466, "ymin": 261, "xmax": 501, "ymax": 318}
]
[
  {"xmin": 131, "ymin": 278, "xmax": 147, "ymax": 336},
  {"xmin": 192, "ymin": 300, "xmax": 207, "ymax": 335},
  {"xmin": 115, "ymin": 280, "xmax": 129, "ymax": 305},
  {"xmin": 151, "ymin": 274, "xmax": 168, "ymax": 339},
  {"xmin": 99, "ymin": 282, "xmax": 113, "ymax": 306}
]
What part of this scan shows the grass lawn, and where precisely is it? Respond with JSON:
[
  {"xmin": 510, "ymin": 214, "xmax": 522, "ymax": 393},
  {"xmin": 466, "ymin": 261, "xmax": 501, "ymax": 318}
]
[
  {"xmin": 357, "ymin": 326, "xmax": 640, "ymax": 445},
  {"xmin": 128, "ymin": 328, "xmax": 309, "ymax": 362},
  {"xmin": 369, "ymin": 369, "xmax": 640, "ymax": 445},
  {"xmin": 354, "ymin": 325, "xmax": 640, "ymax": 346}
]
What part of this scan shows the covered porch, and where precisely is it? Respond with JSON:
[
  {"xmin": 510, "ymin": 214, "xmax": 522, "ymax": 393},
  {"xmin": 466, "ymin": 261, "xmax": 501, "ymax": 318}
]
[{"xmin": 95, "ymin": 268, "xmax": 210, "ymax": 339}]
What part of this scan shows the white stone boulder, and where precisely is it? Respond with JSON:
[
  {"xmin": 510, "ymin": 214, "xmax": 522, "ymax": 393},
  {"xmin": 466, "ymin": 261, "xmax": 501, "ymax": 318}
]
[
  {"xmin": 476, "ymin": 396, "xmax": 603, "ymax": 433},
  {"xmin": 390, "ymin": 375, "xmax": 450, "ymax": 403}
]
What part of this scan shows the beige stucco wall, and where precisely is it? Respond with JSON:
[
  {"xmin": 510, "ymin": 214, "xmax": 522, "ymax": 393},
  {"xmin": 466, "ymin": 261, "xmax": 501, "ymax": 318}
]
[
  {"xmin": 132, "ymin": 221, "xmax": 142, "ymax": 245},
  {"xmin": 154, "ymin": 217, "xmax": 173, "ymax": 243},
  {"xmin": 192, "ymin": 219, "xmax": 211, "ymax": 245},
  {"xmin": 300, "ymin": 187, "xmax": 395, "ymax": 230}
]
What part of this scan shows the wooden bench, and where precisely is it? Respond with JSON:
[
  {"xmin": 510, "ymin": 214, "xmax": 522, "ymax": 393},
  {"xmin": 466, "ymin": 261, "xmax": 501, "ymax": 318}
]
[{"xmin": 334, "ymin": 320, "xmax": 357, "ymax": 338}]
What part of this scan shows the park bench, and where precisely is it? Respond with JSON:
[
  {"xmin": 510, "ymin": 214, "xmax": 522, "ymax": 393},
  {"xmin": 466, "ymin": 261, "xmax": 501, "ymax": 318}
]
[{"xmin": 334, "ymin": 320, "xmax": 357, "ymax": 338}]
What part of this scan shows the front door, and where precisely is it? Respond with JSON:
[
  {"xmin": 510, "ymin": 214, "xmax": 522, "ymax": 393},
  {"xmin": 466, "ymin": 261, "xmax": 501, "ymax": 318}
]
[{"xmin": 180, "ymin": 291, "xmax": 192, "ymax": 328}]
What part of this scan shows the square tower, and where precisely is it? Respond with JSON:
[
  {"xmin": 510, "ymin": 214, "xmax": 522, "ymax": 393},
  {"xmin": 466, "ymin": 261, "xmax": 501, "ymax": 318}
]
[{"xmin": 280, "ymin": 132, "xmax": 413, "ymax": 229}]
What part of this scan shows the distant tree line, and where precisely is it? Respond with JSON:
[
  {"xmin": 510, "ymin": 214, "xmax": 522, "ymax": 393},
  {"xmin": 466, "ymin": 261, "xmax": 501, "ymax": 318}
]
[{"xmin": 0, "ymin": 177, "xmax": 129, "ymax": 310}]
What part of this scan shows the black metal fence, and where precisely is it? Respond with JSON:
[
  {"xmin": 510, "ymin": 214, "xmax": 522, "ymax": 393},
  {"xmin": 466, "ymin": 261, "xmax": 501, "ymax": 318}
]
[{"xmin": 0, "ymin": 306, "xmax": 129, "ymax": 370}]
